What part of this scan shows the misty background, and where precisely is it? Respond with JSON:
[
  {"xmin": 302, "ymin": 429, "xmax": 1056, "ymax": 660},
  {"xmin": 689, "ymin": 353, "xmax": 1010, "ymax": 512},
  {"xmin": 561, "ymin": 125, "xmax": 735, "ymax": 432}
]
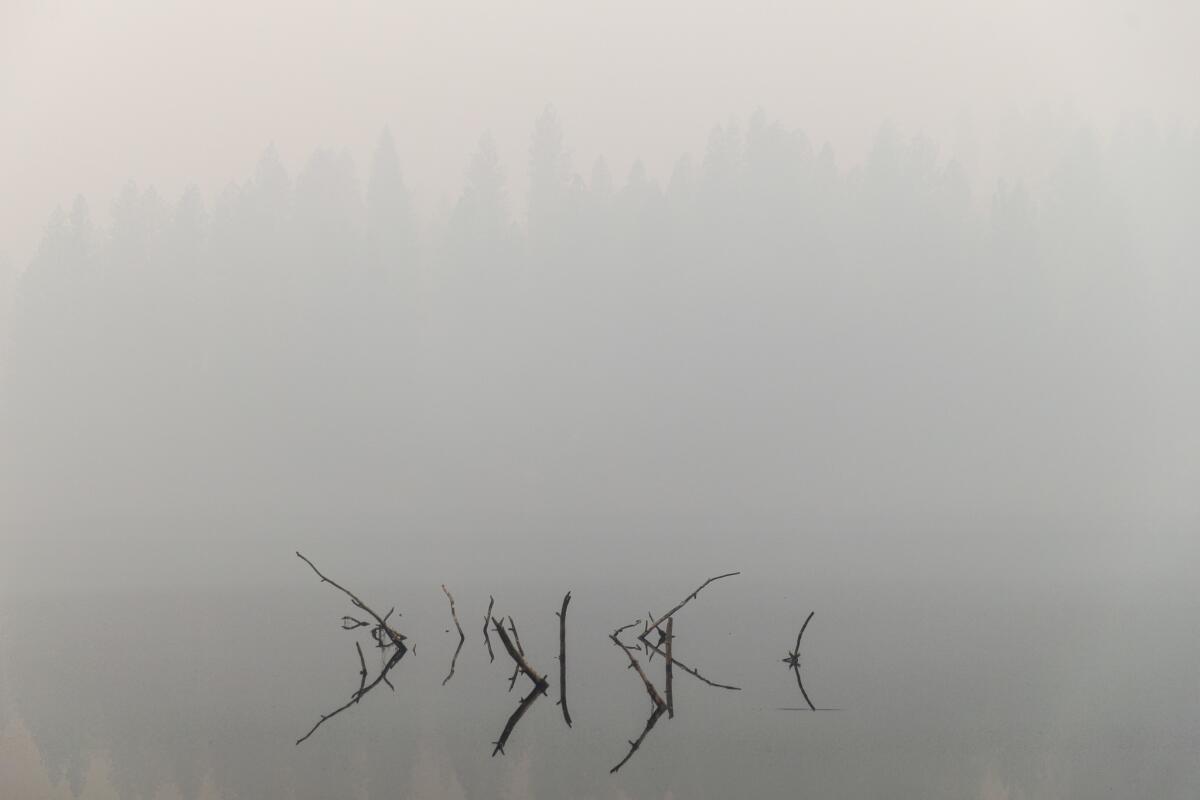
[{"xmin": 2, "ymin": 2, "xmax": 1199, "ymax": 799}]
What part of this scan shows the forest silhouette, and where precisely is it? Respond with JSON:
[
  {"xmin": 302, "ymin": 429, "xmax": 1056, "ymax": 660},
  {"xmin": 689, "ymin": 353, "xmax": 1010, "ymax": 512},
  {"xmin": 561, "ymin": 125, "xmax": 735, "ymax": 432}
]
[{"xmin": 3, "ymin": 108, "xmax": 1194, "ymax": 525}]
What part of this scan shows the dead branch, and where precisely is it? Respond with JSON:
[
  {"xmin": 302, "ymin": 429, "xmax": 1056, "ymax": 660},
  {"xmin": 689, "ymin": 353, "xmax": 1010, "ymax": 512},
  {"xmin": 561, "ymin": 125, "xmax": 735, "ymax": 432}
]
[
  {"xmin": 556, "ymin": 591, "xmax": 573, "ymax": 727},
  {"xmin": 609, "ymin": 633, "xmax": 665, "ymax": 709},
  {"xmin": 487, "ymin": 615, "xmax": 549, "ymax": 757},
  {"xmin": 491, "ymin": 682, "xmax": 545, "ymax": 757},
  {"xmin": 355, "ymin": 641, "xmax": 367, "ymax": 698},
  {"xmin": 441, "ymin": 584, "xmax": 466, "ymax": 686},
  {"xmin": 294, "ymin": 552, "xmax": 409, "ymax": 745},
  {"xmin": 643, "ymin": 612, "xmax": 656, "ymax": 662},
  {"xmin": 664, "ymin": 617, "xmax": 674, "ymax": 718},
  {"xmin": 795, "ymin": 610, "xmax": 814, "ymax": 654},
  {"xmin": 506, "ymin": 616, "xmax": 525, "ymax": 691},
  {"xmin": 637, "ymin": 571, "xmax": 739, "ymax": 648},
  {"xmin": 492, "ymin": 617, "xmax": 548, "ymax": 692},
  {"xmin": 296, "ymin": 639, "xmax": 405, "ymax": 745},
  {"xmin": 607, "ymin": 632, "xmax": 667, "ymax": 772},
  {"xmin": 508, "ymin": 616, "xmax": 524, "ymax": 653},
  {"xmin": 482, "ymin": 595, "xmax": 495, "ymax": 662},
  {"xmin": 783, "ymin": 611, "xmax": 816, "ymax": 711},
  {"xmin": 609, "ymin": 703, "xmax": 667, "ymax": 774},
  {"xmin": 641, "ymin": 638, "xmax": 741, "ymax": 691},
  {"xmin": 641, "ymin": 613, "xmax": 741, "ymax": 691},
  {"xmin": 611, "ymin": 620, "xmax": 643, "ymax": 654},
  {"xmin": 792, "ymin": 666, "xmax": 816, "ymax": 711},
  {"xmin": 295, "ymin": 552, "xmax": 406, "ymax": 648}
]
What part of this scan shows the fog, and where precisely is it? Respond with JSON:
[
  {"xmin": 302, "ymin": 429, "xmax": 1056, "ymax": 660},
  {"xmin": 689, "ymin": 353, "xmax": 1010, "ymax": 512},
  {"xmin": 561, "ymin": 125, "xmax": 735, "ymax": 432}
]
[{"xmin": 2, "ymin": 2, "xmax": 1199, "ymax": 799}]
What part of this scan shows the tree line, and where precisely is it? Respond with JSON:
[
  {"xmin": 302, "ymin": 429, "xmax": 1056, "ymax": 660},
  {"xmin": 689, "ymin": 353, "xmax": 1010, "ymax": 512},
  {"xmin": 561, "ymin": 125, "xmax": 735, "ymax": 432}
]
[{"xmin": 1, "ymin": 109, "xmax": 1197, "ymax": 522}]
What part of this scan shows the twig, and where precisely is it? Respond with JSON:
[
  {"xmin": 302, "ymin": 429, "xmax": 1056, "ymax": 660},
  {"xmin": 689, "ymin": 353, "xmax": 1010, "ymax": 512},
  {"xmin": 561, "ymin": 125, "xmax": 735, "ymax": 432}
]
[
  {"xmin": 482, "ymin": 596, "xmax": 495, "ymax": 662},
  {"xmin": 641, "ymin": 639, "xmax": 741, "ymax": 691},
  {"xmin": 783, "ymin": 611, "xmax": 816, "ymax": 711},
  {"xmin": 609, "ymin": 634, "xmax": 665, "ymax": 709},
  {"xmin": 607, "ymin": 632, "xmax": 667, "ymax": 772},
  {"xmin": 637, "ymin": 571, "xmax": 739, "ymax": 648},
  {"xmin": 355, "ymin": 641, "xmax": 367, "ymax": 699},
  {"xmin": 294, "ymin": 552, "xmax": 408, "ymax": 745},
  {"xmin": 664, "ymin": 617, "xmax": 674, "ymax": 718},
  {"xmin": 296, "ymin": 641, "xmax": 405, "ymax": 745},
  {"xmin": 441, "ymin": 584, "xmax": 466, "ymax": 686},
  {"xmin": 507, "ymin": 616, "xmax": 525, "ymax": 691},
  {"xmin": 556, "ymin": 591, "xmax": 573, "ymax": 727},
  {"xmin": 487, "ymin": 615, "xmax": 549, "ymax": 757},
  {"xmin": 295, "ymin": 552, "xmax": 406, "ymax": 648},
  {"xmin": 492, "ymin": 617, "xmax": 548, "ymax": 692},
  {"xmin": 491, "ymin": 682, "xmax": 545, "ymax": 757},
  {"xmin": 611, "ymin": 620, "xmax": 643, "ymax": 653},
  {"xmin": 610, "ymin": 703, "xmax": 666, "ymax": 774}
]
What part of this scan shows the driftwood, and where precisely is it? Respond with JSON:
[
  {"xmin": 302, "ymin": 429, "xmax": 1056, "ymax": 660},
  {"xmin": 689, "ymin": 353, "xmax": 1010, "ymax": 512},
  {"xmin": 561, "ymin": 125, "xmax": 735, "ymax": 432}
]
[
  {"xmin": 782, "ymin": 611, "xmax": 816, "ymax": 711},
  {"xmin": 482, "ymin": 596, "xmax": 495, "ymax": 662},
  {"xmin": 608, "ymin": 631, "xmax": 667, "ymax": 773},
  {"xmin": 489, "ymin": 615, "xmax": 549, "ymax": 756},
  {"xmin": 294, "ymin": 552, "xmax": 408, "ymax": 745},
  {"xmin": 556, "ymin": 591, "xmax": 573, "ymax": 727},
  {"xmin": 441, "ymin": 584, "xmax": 466, "ymax": 686},
  {"xmin": 492, "ymin": 683, "xmax": 545, "ymax": 756}
]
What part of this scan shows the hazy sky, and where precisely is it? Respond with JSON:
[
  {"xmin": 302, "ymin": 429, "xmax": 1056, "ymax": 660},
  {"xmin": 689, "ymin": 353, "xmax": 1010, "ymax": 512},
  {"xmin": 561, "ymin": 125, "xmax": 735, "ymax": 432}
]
[{"xmin": 3, "ymin": 0, "xmax": 1198, "ymax": 267}]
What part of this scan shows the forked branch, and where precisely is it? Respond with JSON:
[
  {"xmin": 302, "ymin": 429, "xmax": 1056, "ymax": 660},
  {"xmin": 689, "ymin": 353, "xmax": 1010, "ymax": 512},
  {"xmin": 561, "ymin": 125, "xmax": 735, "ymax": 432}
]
[
  {"xmin": 441, "ymin": 584, "xmax": 466, "ymax": 686},
  {"xmin": 294, "ymin": 552, "xmax": 408, "ymax": 745},
  {"xmin": 492, "ymin": 617, "xmax": 548, "ymax": 692},
  {"xmin": 607, "ymin": 631, "xmax": 667, "ymax": 772}
]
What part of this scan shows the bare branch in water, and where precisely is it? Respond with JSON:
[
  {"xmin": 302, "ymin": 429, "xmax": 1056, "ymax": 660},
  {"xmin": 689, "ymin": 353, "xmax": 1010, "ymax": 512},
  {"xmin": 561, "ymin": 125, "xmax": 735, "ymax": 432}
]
[
  {"xmin": 493, "ymin": 617, "xmax": 547, "ymax": 691},
  {"xmin": 611, "ymin": 620, "xmax": 643, "ymax": 654},
  {"xmin": 664, "ymin": 617, "xmax": 674, "ymax": 718},
  {"xmin": 641, "ymin": 637, "xmax": 741, "ymax": 691},
  {"xmin": 641, "ymin": 614, "xmax": 741, "ymax": 691},
  {"xmin": 492, "ymin": 682, "xmax": 545, "ymax": 757},
  {"xmin": 295, "ymin": 552, "xmax": 406, "ymax": 648},
  {"xmin": 441, "ymin": 584, "xmax": 466, "ymax": 686},
  {"xmin": 608, "ymin": 632, "xmax": 667, "ymax": 774},
  {"xmin": 293, "ymin": 552, "xmax": 408, "ymax": 745},
  {"xmin": 488, "ymin": 615, "xmax": 549, "ymax": 757},
  {"xmin": 482, "ymin": 595, "xmax": 495, "ymax": 662},
  {"xmin": 610, "ymin": 704, "xmax": 667, "ymax": 774},
  {"xmin": 609, "ymin": 633, "xmax": 665, "ymax": 710},
  {"xmin": 355, "ymin": 641, "xmax": 367, "ymax": 698},
  {"xmin": 783, "ymin": 611, "xmax": 817, "ymax": 711},
  {"xmin": 506, "ymin": 616, "xmax": 525, "ymax": 691},
  {"xmin": 637, "ymin": 571, "xmax": 739, "ymax": 648},
  {"xmin": 296, "ymin": 645, "xmax": 405, "ymax": 745},
  {"xmin": 556, "ymin": 591, "xmax": 573, "ymax": 727}
]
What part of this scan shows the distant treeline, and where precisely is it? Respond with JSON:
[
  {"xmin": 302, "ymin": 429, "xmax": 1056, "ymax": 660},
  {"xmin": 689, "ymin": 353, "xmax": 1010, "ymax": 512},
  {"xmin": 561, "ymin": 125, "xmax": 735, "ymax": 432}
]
[{"xmin": 2, "ymin": 110, "xmax": 1197, "ymax": 520}]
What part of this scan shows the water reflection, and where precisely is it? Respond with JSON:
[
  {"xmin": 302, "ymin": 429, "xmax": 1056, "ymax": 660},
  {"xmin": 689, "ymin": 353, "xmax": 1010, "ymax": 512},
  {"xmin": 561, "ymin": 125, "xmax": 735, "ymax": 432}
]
[{"xmin": 2, "ymin": 519, "xmax": 1197, "ymax": 799}]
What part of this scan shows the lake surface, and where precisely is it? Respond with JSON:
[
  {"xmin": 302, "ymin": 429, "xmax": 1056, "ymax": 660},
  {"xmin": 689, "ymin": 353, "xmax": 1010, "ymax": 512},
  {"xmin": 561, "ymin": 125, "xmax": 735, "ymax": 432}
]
[{"xmin": 2, "ymin": 513, "xmax": 1197, "ymax": 799}]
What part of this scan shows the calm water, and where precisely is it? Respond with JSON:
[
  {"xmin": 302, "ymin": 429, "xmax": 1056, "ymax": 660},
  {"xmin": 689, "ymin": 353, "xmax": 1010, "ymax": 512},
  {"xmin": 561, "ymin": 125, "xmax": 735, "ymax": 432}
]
[{"xmin": 2, "ymin": 514, "xmax": 1197, "ymax": 799}]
